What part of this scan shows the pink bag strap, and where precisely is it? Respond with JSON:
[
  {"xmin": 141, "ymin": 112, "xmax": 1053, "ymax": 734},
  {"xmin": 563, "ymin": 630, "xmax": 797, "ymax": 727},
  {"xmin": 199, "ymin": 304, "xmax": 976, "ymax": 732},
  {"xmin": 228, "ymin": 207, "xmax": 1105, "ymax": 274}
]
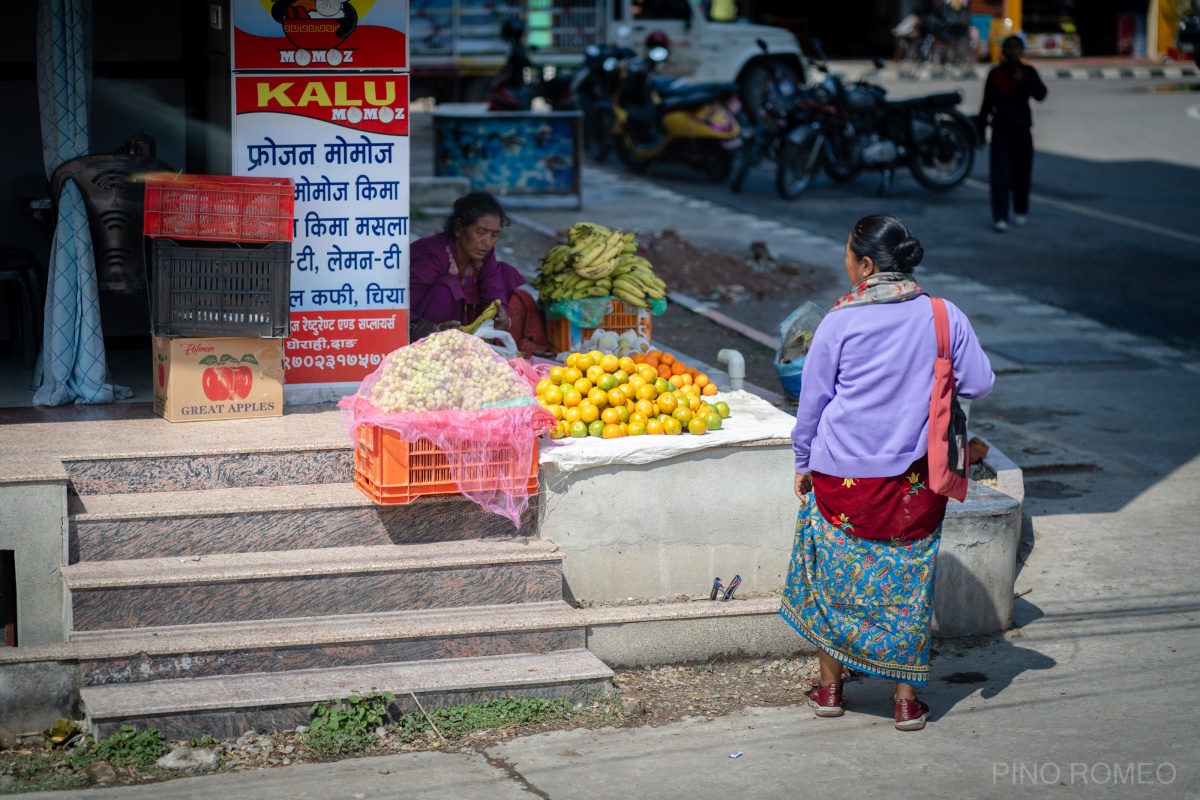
[{"xmin": 930, "ymin": 297, "xmax": 951, "ymax": 361}]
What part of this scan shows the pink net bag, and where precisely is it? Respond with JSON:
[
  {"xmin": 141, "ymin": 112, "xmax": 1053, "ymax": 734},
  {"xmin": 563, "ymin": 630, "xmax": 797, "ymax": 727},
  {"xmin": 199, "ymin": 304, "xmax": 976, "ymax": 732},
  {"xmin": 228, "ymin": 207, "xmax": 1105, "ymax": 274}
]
[{"xmin": 339, "ymin": 330, "xmax": 555, "ymax": 526}]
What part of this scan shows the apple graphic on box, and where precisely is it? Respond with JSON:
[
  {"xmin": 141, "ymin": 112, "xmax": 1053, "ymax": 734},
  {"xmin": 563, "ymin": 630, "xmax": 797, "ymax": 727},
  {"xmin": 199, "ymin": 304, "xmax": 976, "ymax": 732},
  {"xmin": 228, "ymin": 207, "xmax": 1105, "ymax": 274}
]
[{"xmin": 199, "ymin": 354, "xmax": 259, "ymax": 402}]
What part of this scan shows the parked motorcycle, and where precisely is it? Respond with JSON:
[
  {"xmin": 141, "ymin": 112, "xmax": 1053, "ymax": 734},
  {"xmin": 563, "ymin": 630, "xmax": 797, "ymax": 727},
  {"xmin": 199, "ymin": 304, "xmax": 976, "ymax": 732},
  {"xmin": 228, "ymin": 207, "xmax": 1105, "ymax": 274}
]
[
  {"xmin": 609, "ymin": 34, "xmax": 744, "ymax": 182},
  {"xmin": 776, "ymin": 44, "xmax": 976, "ymax": 200},
  {"xmin": 487, "ymin": 20, "xmax": 577, "ymax": 112},
  {"xmin": 571, "ymin": 42, "xmax": 637, "ymax": 162},
  {"xmin": 729, "ymin": 39, "xmax": 804, "ymax": 193}
]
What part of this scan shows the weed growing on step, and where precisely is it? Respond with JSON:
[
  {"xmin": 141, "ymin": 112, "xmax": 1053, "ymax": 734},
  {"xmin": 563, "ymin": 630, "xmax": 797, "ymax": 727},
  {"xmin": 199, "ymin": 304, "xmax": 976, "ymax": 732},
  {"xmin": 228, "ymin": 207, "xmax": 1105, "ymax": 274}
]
[
  {"xmin": 394, "ymin": 696, "xmax": 575, "ymax": 742},
  {"xmin": 304, "ymin": 692, "xmax": 396, "ymax": 755},
  {"xmin": 68, "ymin": 725, "xmax": 169, "ymax": 769},
  {"xmin": 187, "ymin": 734, "xmax": 223, "ymax": 749}
]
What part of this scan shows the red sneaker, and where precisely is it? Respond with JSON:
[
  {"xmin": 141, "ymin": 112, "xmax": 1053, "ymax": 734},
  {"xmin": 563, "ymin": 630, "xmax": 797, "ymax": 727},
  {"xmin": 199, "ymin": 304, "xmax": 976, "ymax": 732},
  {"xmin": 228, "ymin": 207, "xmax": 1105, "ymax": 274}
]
[
  {"xmin": 894, "ymin": 697, "xmax": 929, "ymax": 731},
  {"xmin": 807, "ymin": 684, "xmax": 844, "ymax": 717}
]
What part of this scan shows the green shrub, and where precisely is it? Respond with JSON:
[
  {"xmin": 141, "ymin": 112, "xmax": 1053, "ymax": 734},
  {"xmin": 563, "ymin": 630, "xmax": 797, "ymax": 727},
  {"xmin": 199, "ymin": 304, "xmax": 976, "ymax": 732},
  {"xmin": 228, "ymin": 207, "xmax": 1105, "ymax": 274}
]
[
  {"xmin": 304, "ymin": 692, "xmax": 396, "ymax": 755},
  {"xmin": 69, "ymin": 725, "xmax": 168, "ymax": 769}
]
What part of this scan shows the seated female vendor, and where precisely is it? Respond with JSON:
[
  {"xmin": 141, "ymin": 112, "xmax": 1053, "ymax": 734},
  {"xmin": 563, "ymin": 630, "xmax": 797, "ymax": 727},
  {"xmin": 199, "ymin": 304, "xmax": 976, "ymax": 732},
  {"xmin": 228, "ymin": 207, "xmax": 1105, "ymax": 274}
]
[{"xmin": 409, "ymin": 192, "xmax": 551, "ymax": 354}]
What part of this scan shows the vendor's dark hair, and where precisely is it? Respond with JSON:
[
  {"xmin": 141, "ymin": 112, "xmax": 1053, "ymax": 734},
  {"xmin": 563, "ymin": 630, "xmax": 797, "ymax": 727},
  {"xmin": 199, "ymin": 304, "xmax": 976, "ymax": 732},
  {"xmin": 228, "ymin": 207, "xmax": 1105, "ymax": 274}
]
[
  {"xmin": 444, "ymin": 192, "xmax": 510, "ymax": 237},
  {"xmin": 849, "ymin": 214, "xmax": 924, "ymax": 274}
]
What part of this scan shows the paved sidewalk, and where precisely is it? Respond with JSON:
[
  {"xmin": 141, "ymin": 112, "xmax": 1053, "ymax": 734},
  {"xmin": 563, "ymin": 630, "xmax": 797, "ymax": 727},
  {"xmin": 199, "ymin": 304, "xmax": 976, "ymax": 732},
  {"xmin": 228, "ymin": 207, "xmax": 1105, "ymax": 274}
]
[
  {"xmin": 36, "ymin": 158, "xmax": 1200, "ymax": 797},
  {"xmin": 833, "ymin": 56, "xmax": 1199, "ymax": 82}
]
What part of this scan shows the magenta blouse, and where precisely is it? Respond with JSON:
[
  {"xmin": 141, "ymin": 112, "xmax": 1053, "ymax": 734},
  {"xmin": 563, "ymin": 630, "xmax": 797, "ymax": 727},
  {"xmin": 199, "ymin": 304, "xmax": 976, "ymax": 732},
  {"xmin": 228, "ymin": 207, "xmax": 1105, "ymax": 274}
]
[{"xmin": 409, "ymin": 231, "xmax": 512, "ymax": 325}]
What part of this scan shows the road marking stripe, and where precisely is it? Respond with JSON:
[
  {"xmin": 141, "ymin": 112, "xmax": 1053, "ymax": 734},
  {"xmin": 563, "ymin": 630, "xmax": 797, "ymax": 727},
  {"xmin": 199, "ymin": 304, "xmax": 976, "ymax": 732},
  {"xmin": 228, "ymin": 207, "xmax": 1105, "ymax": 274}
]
[
  {"xmin": 964, "ymin": 178, "xmax": 1200, "ymax": 246},
  {"xmin": 1187, "ymin": 104, "xmax": 1200, "ymax": 120}
]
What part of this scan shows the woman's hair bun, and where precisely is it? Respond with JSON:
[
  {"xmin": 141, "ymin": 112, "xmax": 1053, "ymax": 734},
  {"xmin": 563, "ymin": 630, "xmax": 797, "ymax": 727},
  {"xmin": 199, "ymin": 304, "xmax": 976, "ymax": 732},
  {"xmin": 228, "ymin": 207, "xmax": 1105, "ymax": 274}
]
[
  {"xmin": 849, "ymin": 214, "xmax": 923, "ymax": 274},
  {"xmin": 893, "ymin": 237, "xmax": 924, "ymax": 271}
]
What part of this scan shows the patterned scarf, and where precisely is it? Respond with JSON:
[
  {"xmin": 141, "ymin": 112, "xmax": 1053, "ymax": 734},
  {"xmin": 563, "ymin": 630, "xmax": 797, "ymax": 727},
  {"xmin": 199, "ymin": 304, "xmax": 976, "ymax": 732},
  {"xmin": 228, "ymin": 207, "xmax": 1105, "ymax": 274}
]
[{"xmin": 832, "ymin": 272, "xmax": 925, "ymax": 311}]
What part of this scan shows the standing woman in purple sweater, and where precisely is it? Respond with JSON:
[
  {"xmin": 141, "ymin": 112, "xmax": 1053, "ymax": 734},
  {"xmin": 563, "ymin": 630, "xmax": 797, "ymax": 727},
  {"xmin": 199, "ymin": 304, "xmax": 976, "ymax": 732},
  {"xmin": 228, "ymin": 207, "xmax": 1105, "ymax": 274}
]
[{"xmin": 781, "ymin": 214, "xmax": 994, "ymax": 731}]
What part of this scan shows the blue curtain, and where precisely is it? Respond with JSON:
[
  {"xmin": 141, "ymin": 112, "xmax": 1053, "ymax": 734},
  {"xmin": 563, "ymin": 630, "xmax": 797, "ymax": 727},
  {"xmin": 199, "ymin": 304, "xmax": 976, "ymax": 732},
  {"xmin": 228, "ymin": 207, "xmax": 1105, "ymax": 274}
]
[{"xmin": 33, "ymin": 0, "xmax": 130, "ymax": 405}]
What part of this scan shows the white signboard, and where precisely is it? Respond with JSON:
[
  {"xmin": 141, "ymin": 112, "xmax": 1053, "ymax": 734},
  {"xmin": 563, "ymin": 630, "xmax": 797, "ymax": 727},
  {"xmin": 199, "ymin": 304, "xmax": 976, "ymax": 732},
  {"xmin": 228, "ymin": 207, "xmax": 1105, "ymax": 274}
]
[{"xmin": 233, "ymin": 73, "xmax": 410, "ymax": 403}]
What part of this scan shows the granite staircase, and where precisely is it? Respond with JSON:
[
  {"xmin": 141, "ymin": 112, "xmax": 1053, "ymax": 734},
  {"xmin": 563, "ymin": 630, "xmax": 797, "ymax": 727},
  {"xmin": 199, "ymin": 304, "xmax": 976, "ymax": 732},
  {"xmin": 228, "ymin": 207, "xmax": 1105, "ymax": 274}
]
[{"xmin": 61, "ymin": 444, "xmax": 610, "ymax": 739}]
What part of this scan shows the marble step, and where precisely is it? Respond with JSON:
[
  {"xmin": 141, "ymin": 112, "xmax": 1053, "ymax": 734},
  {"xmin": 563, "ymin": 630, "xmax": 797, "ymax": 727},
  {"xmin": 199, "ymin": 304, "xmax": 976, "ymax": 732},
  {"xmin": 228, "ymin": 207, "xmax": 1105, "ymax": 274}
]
[
  {"xmin": 69, "ymin": 483, "xmax": 536, "ymax": 562},
  {"xmin": 64, "ymin": 541, "xmax": 564, "ymax": 632},
  {"xmin": 74, "ymin": 601, "xmax": 585, "ymax": 686},
  {"xmin": 82, "ymin": 649, "xmax": 614, "ymax": 739},
  {"xmin": 64, "ymin": 446, "xmax": 353, "ymax": 496}
]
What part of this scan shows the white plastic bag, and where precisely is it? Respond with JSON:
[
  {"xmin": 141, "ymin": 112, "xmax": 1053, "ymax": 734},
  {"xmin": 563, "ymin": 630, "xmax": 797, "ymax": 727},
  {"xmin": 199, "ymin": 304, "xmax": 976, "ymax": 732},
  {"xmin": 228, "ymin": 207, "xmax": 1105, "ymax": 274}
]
[
  {"xmin": 559, "ymin": 328, "xmax": 651, "ymax": 361},
  {"xmin": 472, "ymin": 319, "xmax": 519, "ymax": 360}
]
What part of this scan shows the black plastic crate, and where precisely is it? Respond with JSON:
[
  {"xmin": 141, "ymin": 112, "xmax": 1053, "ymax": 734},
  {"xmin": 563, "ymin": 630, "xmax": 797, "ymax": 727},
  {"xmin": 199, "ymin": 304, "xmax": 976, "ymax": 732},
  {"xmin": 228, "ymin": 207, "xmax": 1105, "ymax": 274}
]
[{"xmin": 151, "ymin": 238, "xmax": 291, "ymax": 338}]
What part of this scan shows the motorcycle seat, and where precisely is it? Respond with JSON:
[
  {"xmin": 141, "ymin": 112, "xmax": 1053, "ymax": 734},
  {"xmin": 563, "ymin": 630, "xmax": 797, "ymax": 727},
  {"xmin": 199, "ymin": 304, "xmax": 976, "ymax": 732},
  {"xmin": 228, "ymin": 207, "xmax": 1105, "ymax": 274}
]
[
  {"xmin": 660, "ymin": 91, "xmax": 729, "ymax": 113},
  {"xmin": 653, "ymin": 78, "xmax": 737, "ymax": 98},
  {"xmin": 887, "ymin": 91, "xmax": 962, "ymax": 110}
]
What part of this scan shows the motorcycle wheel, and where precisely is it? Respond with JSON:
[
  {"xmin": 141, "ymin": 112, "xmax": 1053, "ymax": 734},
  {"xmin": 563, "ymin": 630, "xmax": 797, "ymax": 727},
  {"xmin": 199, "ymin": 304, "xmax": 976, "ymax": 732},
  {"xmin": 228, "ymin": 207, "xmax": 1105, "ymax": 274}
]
[
  {"xmin": 698, "ymin": 143, "xmax": 733, "ymax": 183},
  {"xmin": 910, "ymin": 114, "xmax": 974, "ymax": 192},
  {"xmin": 729, "ymin": 135, "xmax": 761, "ymax": 193},
  {"xmin": 824, "ymin": 160, "xmax": 862, "ymax": 184},
  {"xmin": 585, "ymin": 107, "xmax": 614, "ymax": 163},
  {"xmin": 615, "ymin": 137, "xmax": 650, "ymax": 174},
  {"xmin": 739, "ymin": 62, "xmax": 800, "ymax": 122},
  {"xmin": 775, "ymin": 136, "xmax": 821, "ymax": 200}
]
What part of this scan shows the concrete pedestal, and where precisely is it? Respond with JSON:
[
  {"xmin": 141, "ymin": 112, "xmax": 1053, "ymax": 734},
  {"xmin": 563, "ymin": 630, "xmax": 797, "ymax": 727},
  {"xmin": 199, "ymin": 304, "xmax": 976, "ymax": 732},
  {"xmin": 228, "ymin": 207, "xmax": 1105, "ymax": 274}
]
[
  {"xmin": 934, "ymin": 484, "xmax": 1022, "ymax": 637},
  {"xmin": 540, "ymin": 442, "xmax": 797, "ymax": 603},
  {"xmin": 539, "ymin": 395, "xmax": 1024, "ymax": 640}
]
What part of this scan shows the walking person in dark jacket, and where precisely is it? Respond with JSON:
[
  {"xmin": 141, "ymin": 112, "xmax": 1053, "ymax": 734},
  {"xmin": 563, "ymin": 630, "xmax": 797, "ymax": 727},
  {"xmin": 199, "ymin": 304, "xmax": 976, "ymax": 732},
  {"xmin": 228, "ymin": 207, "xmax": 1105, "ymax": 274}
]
[{"xmin": 978, "ymin": 36, "xmax": 1048, "ymax": 232}]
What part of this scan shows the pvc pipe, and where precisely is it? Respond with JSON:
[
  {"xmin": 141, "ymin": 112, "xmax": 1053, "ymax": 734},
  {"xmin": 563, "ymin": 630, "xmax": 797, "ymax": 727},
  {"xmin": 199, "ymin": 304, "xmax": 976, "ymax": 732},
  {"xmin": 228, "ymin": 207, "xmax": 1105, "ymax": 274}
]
[{"xmin": 717, "ymin": 349, "xmax": 745, "ymax": 391}]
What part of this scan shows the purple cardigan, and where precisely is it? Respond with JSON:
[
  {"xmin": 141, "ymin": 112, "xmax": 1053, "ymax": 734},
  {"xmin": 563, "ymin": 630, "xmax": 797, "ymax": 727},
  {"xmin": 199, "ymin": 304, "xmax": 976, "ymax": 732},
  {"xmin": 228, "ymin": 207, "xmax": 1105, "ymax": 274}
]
[
  {"xmin": 409, "ymin": 232, "xmax": 511, "ymax": 325},
  {"xmin": 791, "ymin": 295, "xmax": 994, "ymax": 478}
]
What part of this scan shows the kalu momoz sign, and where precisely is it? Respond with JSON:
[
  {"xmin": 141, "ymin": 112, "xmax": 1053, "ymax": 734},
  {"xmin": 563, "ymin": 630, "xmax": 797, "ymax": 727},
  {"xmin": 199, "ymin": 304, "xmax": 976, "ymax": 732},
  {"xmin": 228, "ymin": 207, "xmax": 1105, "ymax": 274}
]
[{"xmin": 233, "ymin": 73, "xmax": 411, "ymax": 401}]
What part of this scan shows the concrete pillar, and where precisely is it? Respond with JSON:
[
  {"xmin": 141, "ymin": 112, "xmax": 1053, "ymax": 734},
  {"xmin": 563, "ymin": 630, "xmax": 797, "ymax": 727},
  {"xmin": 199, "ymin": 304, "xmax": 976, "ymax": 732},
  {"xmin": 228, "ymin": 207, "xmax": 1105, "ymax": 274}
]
[{"xmin": 0, "ymin": 480, "xmax": 69, "ymax": 646}]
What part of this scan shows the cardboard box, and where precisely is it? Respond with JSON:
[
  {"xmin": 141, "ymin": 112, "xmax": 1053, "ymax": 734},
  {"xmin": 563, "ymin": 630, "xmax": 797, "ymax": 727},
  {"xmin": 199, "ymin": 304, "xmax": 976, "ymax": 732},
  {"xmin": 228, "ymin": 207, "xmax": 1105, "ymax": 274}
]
[{"xmin": 152, "ymin": 336, "xmax": 284, "ymax": 422}]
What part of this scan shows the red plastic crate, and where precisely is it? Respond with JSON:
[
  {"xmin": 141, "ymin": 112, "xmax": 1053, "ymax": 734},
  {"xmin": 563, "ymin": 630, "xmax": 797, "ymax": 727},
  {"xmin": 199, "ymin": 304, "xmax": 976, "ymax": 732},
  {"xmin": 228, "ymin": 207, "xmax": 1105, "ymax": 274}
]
[
  {"xmin": 546, "ymin": 298, "xmax": 652, "ymax": 354},
  {"xmin": 353, "ymin": 424, "xmax": 539, "ymax": 505},
  {"xmin": 143, "ymin": 173, "xmax": 295, "ymax": 243}
]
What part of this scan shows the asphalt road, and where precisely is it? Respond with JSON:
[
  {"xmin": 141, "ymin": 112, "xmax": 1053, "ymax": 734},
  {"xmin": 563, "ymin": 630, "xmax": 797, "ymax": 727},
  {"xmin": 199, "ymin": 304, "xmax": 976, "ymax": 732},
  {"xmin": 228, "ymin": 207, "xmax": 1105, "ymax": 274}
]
[{"xmin": 626, "ymin": 74, "xmax": 1200, "ymax": 353}]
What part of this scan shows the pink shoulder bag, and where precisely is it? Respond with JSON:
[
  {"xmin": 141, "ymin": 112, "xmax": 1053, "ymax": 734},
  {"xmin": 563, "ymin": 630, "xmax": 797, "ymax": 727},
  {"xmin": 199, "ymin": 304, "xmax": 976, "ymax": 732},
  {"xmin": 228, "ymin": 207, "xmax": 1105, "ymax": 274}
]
[{"xmin": 928, "ymin": 297, "xmax": 969, "ymax": 502}]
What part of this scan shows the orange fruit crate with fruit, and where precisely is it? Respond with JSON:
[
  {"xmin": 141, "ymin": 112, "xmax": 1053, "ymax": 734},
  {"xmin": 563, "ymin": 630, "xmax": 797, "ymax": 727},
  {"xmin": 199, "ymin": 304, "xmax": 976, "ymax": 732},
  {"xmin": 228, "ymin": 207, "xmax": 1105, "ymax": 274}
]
[
  {"xmin": 354, "ymin": 423, "xmax": 539, "ymax": 505},
  {"xmin": 545, "ymin": 299, "xmax": 652, "ymax": 355}
]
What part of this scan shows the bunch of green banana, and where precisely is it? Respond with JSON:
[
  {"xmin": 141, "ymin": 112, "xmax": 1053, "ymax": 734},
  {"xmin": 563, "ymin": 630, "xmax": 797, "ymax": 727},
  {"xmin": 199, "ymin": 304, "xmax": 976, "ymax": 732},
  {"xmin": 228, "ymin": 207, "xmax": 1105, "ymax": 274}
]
[
  {"xmin": 460, "ymin": 299, "xmax": 501, "ymax": 334},
  {"xmin": 533, "ymin": 222, "xmax": 668, "ymax": 306},
  {"xmin": 608, "ymin": 254, "xmax": 667, "ymax": 309},
  {"xmin": 533, "ymin": 270, "xmax": 617, "ymax": 302}
]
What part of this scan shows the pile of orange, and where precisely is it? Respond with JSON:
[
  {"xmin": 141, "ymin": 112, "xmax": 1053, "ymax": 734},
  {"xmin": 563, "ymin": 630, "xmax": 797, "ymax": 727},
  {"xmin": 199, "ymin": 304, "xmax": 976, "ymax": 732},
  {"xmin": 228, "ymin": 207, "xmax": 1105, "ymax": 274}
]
[
  {"xmin": 538, "ymin": 349, "xmax": 731, "ymax": 440},
  {"xmin": 630, "ymin": 350, "xmax": 721, "ymax": 397}
]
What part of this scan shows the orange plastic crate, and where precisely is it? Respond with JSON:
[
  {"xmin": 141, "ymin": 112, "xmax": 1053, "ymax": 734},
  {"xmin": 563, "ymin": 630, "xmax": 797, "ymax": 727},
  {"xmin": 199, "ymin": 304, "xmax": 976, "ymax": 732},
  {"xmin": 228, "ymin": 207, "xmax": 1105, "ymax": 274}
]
[
  {"xmin": 353, "ymin": 424, "xmax": 539, "ymax": 505},
  {"xmin": 143, "ymin": 173, "xmax": 295, "ymax": 243},
  {"xmin": 546, "ymin": 298, "xmax": 652, "ymax": 354}
]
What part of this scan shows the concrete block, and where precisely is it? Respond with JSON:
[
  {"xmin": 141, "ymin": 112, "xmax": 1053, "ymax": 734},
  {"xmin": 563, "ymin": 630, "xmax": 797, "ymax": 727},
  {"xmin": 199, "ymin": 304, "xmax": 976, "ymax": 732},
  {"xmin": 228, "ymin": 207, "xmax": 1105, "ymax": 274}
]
[
  {"xmin": 0, "ymin": 660, "xmax": 79, "ymax": 732},
  {"xmin": 935, "ymin": 484, "xmax": 1022, "ymax": 637},
  {"xmin": 546, "ymin": 439, "xmax": 1024, "ymax": 639},
  {"xmin": 0, "ymin": 480, "xmax": 68, "ymax": 645},
  {"xmin": 410, "ymin": 176, "xmax": 471, "ymax": 210},
  {"xmin": 541, "ymin": 445, "xmax": 796, "ymax": 602}
]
